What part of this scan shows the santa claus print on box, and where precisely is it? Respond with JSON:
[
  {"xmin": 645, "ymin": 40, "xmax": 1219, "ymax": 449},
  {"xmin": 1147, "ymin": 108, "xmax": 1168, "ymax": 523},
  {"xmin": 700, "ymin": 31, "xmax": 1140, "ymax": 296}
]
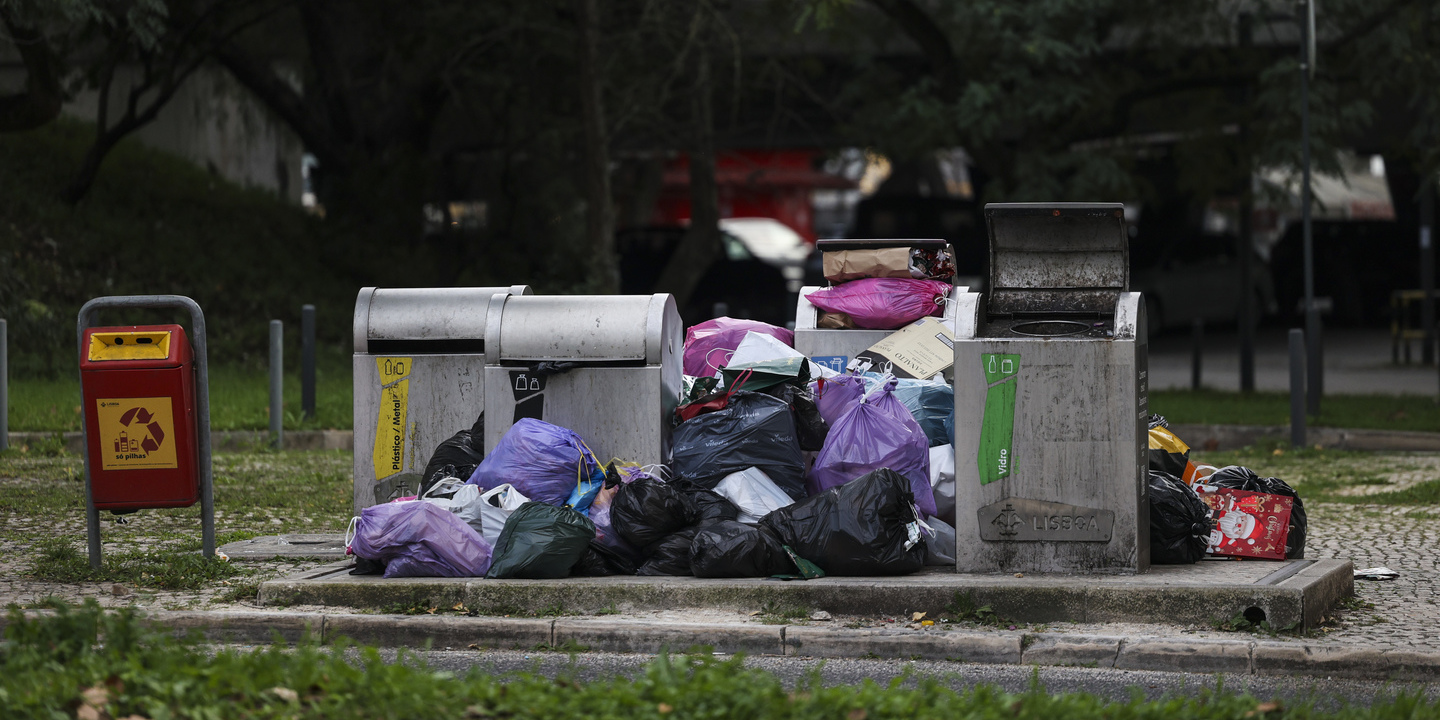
[{"xmin": 1193, "ymin": 485, "xmax": 1293, "ymax": 560}]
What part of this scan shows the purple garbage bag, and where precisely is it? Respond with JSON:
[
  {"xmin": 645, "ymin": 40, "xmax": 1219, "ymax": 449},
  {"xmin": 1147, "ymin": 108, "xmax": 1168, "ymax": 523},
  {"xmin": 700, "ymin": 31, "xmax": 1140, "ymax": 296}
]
[
  {"xmin": 349, "ymin": 501, "xmax": 492, "ymax": 578},
  {"xmin": 805, "ymin": 278, "xmax": 951, "ymax": 330},
  {"xmin": 468, "ymin": 418, "xmax": 602, "ymax": 507},
  {"xmin": 807, "ymin": 380, "xmax": 936, "ymax": 516},
  {"xmin": 810, "ymin": 375, "xmax": 868, "ymax": 426},
  {"xmin": 683, "ymin": 317, "xmax": 794, "ymax": 377}
]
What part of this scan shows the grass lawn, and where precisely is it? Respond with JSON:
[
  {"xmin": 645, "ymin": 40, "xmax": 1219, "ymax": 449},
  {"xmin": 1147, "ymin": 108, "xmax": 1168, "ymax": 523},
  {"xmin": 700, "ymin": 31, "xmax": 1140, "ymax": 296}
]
[
  {"xmin": 8, "ymin": 380, "xmax": 1439, "ymax": 434},
  {"xmin": 12, "ymin": 604, "xmax": 1439, "ymax": 720},
  {"xmin": 7, "ymin": 358, "xmax": 353, "ymax": 432},
  {"xmin": 1150, "ymin": 389, "xmax": 1440, "ymax": 433},
  {"xmin": 0, "ymin": 447, "xmax": 352, "ymax": 604}
]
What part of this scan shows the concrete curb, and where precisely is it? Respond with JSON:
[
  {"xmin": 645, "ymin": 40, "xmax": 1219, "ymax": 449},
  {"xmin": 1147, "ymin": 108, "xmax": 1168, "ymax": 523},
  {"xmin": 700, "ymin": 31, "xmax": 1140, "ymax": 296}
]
[
  {"xmin": 1171, "ymin": 424, "xmax": 1440, "ymax": 452},
  {"xmin": 85, "ymin": 609, "xmax": 1435, "ymax": 681},
  {"xmin": 7, "ymin": 430, "xmax": 354, "ymax": 453},
  {"xmin": 10, "ymin": 425, "xmax": 1440, "ymax": 454}
]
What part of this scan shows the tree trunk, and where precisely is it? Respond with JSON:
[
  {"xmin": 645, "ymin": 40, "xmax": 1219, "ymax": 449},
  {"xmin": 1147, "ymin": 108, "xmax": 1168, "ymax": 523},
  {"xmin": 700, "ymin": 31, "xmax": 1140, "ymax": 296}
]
[
  {"xmin": 0, "ymin": 9, "xmax": 64, "ymax": 133},
  {"xmin": 576, "ymin": 0, "xmax": 618, "ymax": 293},
  {"xmin": 654, "ymin": 50, "xmax": 721, "ymax": 310}
]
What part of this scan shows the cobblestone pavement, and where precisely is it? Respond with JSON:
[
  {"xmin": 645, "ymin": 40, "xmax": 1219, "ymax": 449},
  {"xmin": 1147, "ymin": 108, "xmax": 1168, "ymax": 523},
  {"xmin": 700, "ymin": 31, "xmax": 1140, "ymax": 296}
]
[{"xmin": 2, "ymin": 454, "xmax": 1438, "ymax": 654}]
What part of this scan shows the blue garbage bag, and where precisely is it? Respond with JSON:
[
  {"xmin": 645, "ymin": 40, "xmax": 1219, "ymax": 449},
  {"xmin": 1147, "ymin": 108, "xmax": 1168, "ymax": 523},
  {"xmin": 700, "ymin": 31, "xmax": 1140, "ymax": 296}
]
[{"xmin": 468, "ymin": 418, "xmax": 603, "ymax": 508}]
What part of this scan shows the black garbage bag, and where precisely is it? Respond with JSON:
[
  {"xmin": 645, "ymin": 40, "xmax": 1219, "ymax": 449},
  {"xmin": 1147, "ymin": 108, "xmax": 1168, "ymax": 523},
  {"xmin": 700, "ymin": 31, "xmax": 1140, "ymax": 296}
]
[
  {"xmin": 486, "ymin": 502, "xmax": 595, "ymax": 579},
  {"xmin": 421, "ymin": 413, "xmax": 486, "ymax": 496},
  {"xmin": 611, "ymin": 478, "xmax": 695, "ymax": 548},
  {"xmin": 671, "ymin": 391, "xmax": 807, "ymax": 500},
  {"xmin": 569, "ymin": 541, "xmax": 639, "ymax": 577},
  {"xmin": 769, "ymin": 384, "xmax": 829, "ymax": 452},
  {"xmin": 759, "ymin": 467, "xmax": 924, "ymax": 576},
  {"xmin": 349, "ymin": 556, "xmax": 386, "ymax": 575},
  {"xmin": 689, "ymin": 520, "xmax": 790, "ymax": 578},
  {"xmin": 1207, "ymin": 465, "xmax": 1307, "ymax": 559},
  {"xmin": 637, "ymin": 528, "xmax": 699, "ymax": 576},
  {"xmin": 1148, "ymin": 471, "xmax": 1213, "ymax": 564},
  {"xmin": 680, "ymin": 482, "xmax": 741, "ymax": 526}
]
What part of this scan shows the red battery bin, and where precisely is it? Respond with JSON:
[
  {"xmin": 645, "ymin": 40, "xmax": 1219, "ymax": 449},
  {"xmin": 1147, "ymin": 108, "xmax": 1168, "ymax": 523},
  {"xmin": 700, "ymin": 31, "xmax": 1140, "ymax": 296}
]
[{"xmin": 80, "ymin": 325, "xmax": 199, "ymax": 510}]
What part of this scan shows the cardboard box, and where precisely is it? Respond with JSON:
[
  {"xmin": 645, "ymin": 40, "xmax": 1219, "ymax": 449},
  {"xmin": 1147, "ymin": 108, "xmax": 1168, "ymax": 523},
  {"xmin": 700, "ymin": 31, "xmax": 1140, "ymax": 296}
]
[{"xmin": 852, "ymin": 316, "xmax": 955, "ymax": 379}]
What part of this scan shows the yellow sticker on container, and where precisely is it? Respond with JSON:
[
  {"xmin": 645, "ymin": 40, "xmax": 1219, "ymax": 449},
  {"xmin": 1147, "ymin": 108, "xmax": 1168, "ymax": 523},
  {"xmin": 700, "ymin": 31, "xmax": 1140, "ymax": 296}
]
[
  {"xmin": 95, "ymin": 397, "xmax": 178, "ymax": 470},
  {"xmin": 372, "ymin": 357, "xmax": 412, "ymax": 480}
]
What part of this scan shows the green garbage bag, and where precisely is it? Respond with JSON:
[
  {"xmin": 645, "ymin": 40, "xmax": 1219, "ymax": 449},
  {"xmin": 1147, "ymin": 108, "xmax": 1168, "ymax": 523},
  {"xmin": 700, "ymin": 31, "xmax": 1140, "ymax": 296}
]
[
  {"xmin": 720, "ymin": 356, "xmax": 810, "ymax": 394},
  {"xmin": 485, "ymin": 502, "xmax": 595, "ymax": 579}
]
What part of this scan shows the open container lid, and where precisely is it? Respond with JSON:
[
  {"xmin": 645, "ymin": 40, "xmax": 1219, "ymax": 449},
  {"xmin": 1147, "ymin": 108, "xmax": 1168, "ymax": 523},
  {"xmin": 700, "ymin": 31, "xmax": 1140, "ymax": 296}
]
[{"xmin": 984, "ymin": 203, "xmax": 1128, "ymax": 316}]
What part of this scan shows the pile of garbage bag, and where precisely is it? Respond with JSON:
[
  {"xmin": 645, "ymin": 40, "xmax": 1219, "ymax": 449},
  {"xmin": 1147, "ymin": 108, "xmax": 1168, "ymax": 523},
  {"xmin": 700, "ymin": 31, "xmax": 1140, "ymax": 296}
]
[
  {"xmin": 348, "ymin": 313, "xmax": 962, "ymax": 580},
  {"xmin": 1144, "ymin": 417, "xmax": 1308, "ymax": 564}
]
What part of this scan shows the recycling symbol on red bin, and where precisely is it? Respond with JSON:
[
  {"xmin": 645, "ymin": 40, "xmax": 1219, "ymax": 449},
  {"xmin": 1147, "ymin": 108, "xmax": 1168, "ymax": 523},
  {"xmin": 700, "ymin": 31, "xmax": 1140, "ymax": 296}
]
[{"xmin": 119, "ymin": 407, "xmax": 166, "ymax": 452}]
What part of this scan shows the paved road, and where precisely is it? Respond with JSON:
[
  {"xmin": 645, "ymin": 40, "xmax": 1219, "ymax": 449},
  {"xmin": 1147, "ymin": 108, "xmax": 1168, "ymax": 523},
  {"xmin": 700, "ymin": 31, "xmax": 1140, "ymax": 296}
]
[
  {"xmin": 1151, "ymin": 327, "xmax": 1437, "ymax": 395},
  {"xmin": 384, "ymin": 648, "xmax": 1439, "ymax": 707}
]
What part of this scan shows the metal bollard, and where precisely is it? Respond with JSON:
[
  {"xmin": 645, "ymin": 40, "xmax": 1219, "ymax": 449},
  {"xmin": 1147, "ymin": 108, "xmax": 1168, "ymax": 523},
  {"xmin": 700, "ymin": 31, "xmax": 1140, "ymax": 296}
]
[
  {"xmin": 301, "ymin": 304, "xmax": 316, "ymax": 420},
  {"xmin": 1, "ymin": 318, "xmax": 7, "ymax": 452},
  {"xmin": 269, "ymin": 320, "xmax": 283, "ymax": 449},
  {"xmin": 1289, "ymin": 328, "xmax": 1306, "ymax": 448},
  {"xmin": 1190, "ymin": 318, "xmax": 1203, "ymax": 391}
]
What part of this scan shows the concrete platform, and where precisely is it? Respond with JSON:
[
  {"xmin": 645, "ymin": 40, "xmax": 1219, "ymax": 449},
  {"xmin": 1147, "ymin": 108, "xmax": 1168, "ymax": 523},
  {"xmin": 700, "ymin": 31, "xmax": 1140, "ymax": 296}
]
[
  {"xmin": 220, "ymin": 534, "xmax": 349, "ymax": 561},
  {"xmin": 258, "ymin": 557, "xmax": 1353, "ymax": 632}
]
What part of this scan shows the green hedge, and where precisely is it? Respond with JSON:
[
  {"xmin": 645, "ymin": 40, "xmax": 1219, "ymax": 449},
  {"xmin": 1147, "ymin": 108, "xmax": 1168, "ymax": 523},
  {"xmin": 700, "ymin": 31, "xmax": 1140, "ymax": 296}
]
[{"xmin": 2, "ymin": 602, "xmax": 1437, "ymax": 719}]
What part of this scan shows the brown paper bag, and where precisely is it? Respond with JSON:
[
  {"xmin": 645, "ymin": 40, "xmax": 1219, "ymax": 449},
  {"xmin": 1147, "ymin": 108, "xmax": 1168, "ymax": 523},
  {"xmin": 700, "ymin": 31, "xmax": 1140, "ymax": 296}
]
[
  {"xmin": 822, "ymin": 248, "xmax": 912, "ymax": 282},
  {"xmin": 817, "ymin": 312, "xmax": 856, "ymax": 329}
]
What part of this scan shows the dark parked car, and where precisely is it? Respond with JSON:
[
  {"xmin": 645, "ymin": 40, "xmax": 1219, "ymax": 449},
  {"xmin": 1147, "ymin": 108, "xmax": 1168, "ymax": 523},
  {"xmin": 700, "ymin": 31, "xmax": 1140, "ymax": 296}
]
[
  {"xmin": 616, "ymin": 226, "xmax": 791, "ymax": 328},
  {"xmin": 1130, "ymin": 233, "xmax": 1277, "ymax": 334},
  {"xmin": 1269, "ymin": 220, "xmax": 1431, "ymax": 326}
]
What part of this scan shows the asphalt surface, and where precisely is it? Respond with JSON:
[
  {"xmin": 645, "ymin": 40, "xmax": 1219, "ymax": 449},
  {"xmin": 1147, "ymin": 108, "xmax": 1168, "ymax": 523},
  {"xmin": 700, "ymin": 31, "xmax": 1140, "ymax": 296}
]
[
  {"xmin": 1150, "ymin": 327, "xmax": 1436, "ymax": 395},
  {"xmin": 377, "ymin": 648, "xmax": 1439, "ymax": 709}
]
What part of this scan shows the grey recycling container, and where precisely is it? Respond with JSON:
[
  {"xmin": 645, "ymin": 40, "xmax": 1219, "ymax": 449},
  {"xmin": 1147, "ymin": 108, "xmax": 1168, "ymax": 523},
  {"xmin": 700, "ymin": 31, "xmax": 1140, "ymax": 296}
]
[
  {"xmin": 482, "ymin": 293, "xmax": 683, "ymax": 467},
  {"xmin": 951, "ymin": 203, "xmax": 1149, "ymax": 574},
  {"xmin": 352, "ymin": 285, "xmax": 530, "ymax": 511}
]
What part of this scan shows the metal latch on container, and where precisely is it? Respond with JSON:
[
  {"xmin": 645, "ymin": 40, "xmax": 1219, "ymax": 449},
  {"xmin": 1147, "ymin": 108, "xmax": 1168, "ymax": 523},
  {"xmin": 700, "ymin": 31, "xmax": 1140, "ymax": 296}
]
[{"xmin": 88, "ymin": 331, "xmax": 172, "ymax": 361}]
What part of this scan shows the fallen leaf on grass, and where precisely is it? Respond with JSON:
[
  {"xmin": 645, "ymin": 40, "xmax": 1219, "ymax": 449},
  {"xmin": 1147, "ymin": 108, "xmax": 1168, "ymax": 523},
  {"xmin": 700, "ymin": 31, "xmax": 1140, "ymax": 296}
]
[
  {"xmin": 270, "ymin": 687, "xmax": 299, "ymax": 703},
  {"xmin": 1246, "ymin": 701, "xmax": 1282, "ymax": 717},
  {"xmin": 657, "ymin": 703, "xmax": 673, "ymax": 714}
]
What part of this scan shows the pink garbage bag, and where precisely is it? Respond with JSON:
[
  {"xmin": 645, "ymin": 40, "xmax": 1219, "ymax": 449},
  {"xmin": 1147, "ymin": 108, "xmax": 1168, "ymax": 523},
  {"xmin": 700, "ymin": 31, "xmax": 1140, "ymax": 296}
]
[
  {"xmin": 805, "ymin": 278, "xmax": 951, "ymax": 330},
  {"xmin": 683, "ymin": 318, "xmax": 794, "ymax": 377},
  {"xmin": 806, "ymin": 379, "xmax": 936, "ymax": 517},
  {"xmin": 349, "ymin": 501, "xmax": 493, "ymax": 578}
]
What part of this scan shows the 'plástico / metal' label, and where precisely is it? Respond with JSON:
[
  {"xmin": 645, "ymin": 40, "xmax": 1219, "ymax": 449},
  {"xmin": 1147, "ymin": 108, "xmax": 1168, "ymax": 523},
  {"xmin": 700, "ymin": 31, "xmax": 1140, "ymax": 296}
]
[{"xmin": 372, "ymin": 357, "xmax": 411, "ymax": 480}]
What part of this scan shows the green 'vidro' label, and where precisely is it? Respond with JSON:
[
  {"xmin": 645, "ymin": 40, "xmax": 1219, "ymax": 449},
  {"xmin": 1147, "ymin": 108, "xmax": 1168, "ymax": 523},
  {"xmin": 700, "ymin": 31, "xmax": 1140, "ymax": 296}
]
[{"xmin": 978, "ymin": 353, "xmax": 1020, "ymax": 485}]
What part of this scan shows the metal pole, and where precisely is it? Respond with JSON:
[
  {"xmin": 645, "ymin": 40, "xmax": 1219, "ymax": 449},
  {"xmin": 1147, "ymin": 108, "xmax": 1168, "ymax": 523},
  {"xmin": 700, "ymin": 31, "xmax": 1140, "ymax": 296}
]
[
  {"xmin": 1300, "ymin": 0, "xmax": 1321, "ymax": 415},
  {"xmin": 77, "ymin": 295, "xmax": 214, "ymax": 568},
  {"xmin": 269, "ymin": 320, "xmax": 283, "ymax": 449},
  {"xmin": 1191, "ymin": 318, "xmax": 1203, "ymax": 391},
  {"xmin": 1238, "ymin": 13, "xmax": 1256, "ymax": 394},
  {"xmin": 0, "ymin": 318, "xmax": 7, "ymax": 452},
  {"xmin": 1421, "ymin": 182, "xmax": 1435, "ymax": 366},
  {"xmin": 301, "ymin": 304, "xmax": 316, "ymax": 419},
  {"xmin": 1290, "ymin": 328, "xmax": 1306, "ymax": 448}
]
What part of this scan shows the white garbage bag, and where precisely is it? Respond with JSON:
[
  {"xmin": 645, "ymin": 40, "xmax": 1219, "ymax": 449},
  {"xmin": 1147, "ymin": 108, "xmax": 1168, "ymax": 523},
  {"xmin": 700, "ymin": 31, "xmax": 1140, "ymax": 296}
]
[
  {"xmin": 929, "ymin": 444, "xmax": 955, "ymax": 525},
  {"xmin": 420, "ymin": 478, "xmax": 486, "ymax": 535},
  {"xmin": 725, "ymin": 331, "xmax": 838, "ymax": 381},
  {"xmin": 478, "ymin": 483, "xmax": 530, "ymax": 546},
  {"xmin": 713, "ymin": 466, "xmax": 795, "ymax": 524}
]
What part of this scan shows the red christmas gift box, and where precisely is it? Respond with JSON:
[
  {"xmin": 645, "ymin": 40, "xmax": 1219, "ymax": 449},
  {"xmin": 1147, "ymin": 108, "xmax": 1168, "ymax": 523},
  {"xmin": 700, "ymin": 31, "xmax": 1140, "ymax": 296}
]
[{"xmin": 1193, "ymin": 485, "xmax": 1294, "ymax": 560}]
